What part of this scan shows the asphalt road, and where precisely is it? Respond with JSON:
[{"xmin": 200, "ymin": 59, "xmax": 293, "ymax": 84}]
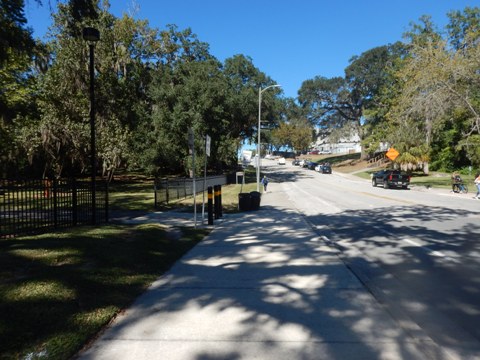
[{"xmin": 262, "ymin": 160, "xmax": 480, "ymax": 360}]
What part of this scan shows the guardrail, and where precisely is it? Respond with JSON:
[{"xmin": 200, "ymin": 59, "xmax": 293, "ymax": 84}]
[
  {"xmin": 0, "ymin": 179, "xmax": 108, "ymax": 238},
  {"xmin": 154, "ymin": 175, "xmax": 227, "ymax": 207}
]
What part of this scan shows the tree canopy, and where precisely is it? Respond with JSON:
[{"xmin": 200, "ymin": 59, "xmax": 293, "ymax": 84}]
[
  {"xmin": 299, "ymin": 8, "xmax": 480, "ymax": 172},
  {"xmin": 1, "ymin": 1, "xmax": 479, "ymax": 178}
]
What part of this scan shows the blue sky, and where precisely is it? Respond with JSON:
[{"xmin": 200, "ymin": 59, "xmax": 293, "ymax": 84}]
[{"xmin": 25, "ymin": 0, "xmax": 478, "ymax": 99}]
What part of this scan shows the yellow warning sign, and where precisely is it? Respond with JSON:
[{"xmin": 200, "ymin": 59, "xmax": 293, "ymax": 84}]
[{"xmin": 386, "ymin": 147, "xmax": 400, "ymax": 161}]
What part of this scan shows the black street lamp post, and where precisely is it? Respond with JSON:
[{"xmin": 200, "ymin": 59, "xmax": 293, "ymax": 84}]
[{"xmin": 83, "ymin": 27, "xmax": 100, "ymax": 225}]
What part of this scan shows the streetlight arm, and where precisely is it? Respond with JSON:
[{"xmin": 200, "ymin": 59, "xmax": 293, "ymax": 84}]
[{"xmin": 260, "ymin": 84, "xmax": 282, "ymax": 95}]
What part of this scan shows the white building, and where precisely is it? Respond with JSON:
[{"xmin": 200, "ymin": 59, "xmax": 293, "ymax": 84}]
[{"xmin": 313, "ymin": 129, "xmax": 362, "ymax": 154}]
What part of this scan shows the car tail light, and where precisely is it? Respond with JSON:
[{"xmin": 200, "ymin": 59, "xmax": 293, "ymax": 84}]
[{"xmin": 389, "ymin": 174, "xmax": 393, "ymax": 180}]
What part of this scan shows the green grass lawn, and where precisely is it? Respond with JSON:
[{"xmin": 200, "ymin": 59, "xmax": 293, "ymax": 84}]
[
  {"xmin": 0, "ymin": 224, "xmax": 209, "ymax": 360},
  {"xmin": 109, "ymin": 178, "xmax": 156, "ymax": 211}
]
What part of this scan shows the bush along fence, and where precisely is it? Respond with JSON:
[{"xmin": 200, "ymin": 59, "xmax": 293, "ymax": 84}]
[
  {"xmin": 154, "ymin": 175, "xmax": 228, "ymax": 208},
  {"xmin": 0, "ymin": 178, "xmax": 108, "ymax": 238}
]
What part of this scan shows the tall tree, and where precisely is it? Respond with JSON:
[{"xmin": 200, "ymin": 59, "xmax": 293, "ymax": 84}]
[
  {"xmin": 271, "ymin": 119, "xmax": 312, "ymax": 154},
  {"xmin": 388, "ymin": 12, "xmax": 480, "ymax": 171},
  {"xmin": 223, "ymin": 54, "xmax": 280, "ymax": 142},
  {"xmin": 15, "ymin": 0, "xmax": 146, "ymax": 178},
  {"xmin": 145, "ymin": 29, "xmax": 224, "ymax": 175},
  {"xmin": 298, "ymin": 44, "xmax": 402, "ymax": 158},
  {"xmin": 0, "ymin": 0, "xmax": 39, "ymax": 176}
]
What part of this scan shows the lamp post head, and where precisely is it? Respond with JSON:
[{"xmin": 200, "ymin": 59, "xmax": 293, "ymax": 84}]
[
  {"xmin": 260, "ymin": 84, "xmax": 282, "ymax": 94},
  {"xmin": 82, "ymin": 27, "xmax": 100, "ymax": 42}
]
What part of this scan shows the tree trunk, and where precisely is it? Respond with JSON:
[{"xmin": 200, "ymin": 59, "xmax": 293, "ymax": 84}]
[{"xmin": 423, "ymin": 162, "xmax": 429, "ymax": 175}]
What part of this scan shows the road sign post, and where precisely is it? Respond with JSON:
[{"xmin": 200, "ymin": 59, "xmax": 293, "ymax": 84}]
[{"xmin": 202, "ymin": 135, "xmax": 211, "ymax": 223}]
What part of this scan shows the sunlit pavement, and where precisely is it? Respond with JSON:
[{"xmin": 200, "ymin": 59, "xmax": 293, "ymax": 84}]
[{"xmin": 78, "ymin": 180, "xmax": 451, "ymax": 360}]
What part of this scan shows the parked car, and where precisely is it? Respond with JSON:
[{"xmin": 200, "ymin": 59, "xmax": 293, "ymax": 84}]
[
  {"xmin": 292, "ymin": 158, "xmax": 300, "ymax": 166},
  {"xmin": 320, "ymin": 164, "xmax": 332, "ymax": 174},
  {"xmin": 372, "ymin": 169, "xmax": 410, "ymax": 189},
  {"xmin": 278, "ymin": 157, "xmax": 286, "ymax": 165},
  {"xmin": 314, "ymin": 163, "xmax": 332, "ymax": 173},
  {"xmin": 300, "ymin": 158, "xmax": 312, "ymax": 168},
  {"xmin": 308, "ymin": 150, "xmax": 319, "ymax": 155},
  {"xmin": 306, "ymin": 161, "xmax": 317, "ymax": 170}
]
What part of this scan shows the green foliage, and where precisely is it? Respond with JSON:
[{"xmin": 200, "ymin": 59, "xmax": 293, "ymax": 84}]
[
  {"xmin": 0, "ymin": 0, "xmax": 36, "ymax": 65},
  {"xmin": 381, "ymin": 8, "xmax": 480, "ymax": 170},
  {"xmin": 458, "ymin": 134, "xmax": 480, "ymax": 168},
  {"xmin": 145, "ymin": 52, "xmax": 281, "ymax": 176},
  {"xmin": 0, "ymin": 0, "xmax": 39, "ymax": 176},
  {"xmin": 446, "ymin": 6, "xmax": 480, "ymax": 50},
  {"xmin": 3, "ymin": 2, "xmax": 479, "ymax": 179}
]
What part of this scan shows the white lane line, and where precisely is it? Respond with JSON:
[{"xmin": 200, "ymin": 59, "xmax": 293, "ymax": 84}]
[{"xmin": 403, "ymin": 238, "xmax": 459, "ymax": 263}]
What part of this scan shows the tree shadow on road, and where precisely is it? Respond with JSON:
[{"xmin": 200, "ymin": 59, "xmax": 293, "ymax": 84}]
[
  {"xmin": 305, "ymin": 204, "xmax": 480, "ymax": 358},
  {"xmin": 79, "ymin": 204, "xmax": 470, "ymax": 360}
]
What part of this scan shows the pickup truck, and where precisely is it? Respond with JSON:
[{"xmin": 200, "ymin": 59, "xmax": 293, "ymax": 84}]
[{"xmin": 371, "ymin": 169, "xmax": 410, "ymax": 189}]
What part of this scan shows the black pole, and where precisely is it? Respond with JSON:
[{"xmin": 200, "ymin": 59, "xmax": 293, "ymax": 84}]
[
  {"xmin": 83, "ymin": 27, "xmax": 100, "ymax": 225},
  {"xmin": 207, "ymin": 186, "xmax": 213, "ymax": 225},
  {"xmin": 218, "ymin": 185, "xmax": 222, "ymax": 218},
  {"xmin": 214, "ymin": 185, "xmax": 220, "ymax": 219},
  {"xmin": 105, "ymin": 180, "xmax": 109, "ymax": 223},
  {"xmin": 89, "ymin": 43, "xmax": 96, "ymax": 225}
]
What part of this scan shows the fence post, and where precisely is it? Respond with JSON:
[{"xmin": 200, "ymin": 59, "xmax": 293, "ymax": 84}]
[
  {"xmin": 166, "ymin": 178, "xmax": 169, "ymax": 204},
  {"xmin": 177, "ymin": 179, "xmax": 181, "ymax": 200},
  {"xmin": 72, "ymin": 178, "xmax": 77, "ymax": 226},
  {"xmin": 53, "ymin": 179, "xmax": 58, "ymax": 228},
  {"xmin": 154, "ymin": 180, "xmax": 158, "ymax": 209},
  {"xmin": 105, "ymin": 180, "xmax": 109, "ymax": 223}
]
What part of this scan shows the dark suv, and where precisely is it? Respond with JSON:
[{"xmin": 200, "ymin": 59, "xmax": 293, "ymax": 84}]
[
  {"xmin": 372, "ymin": 169, "xmax": 410, "ymax": 189},
  {"xmin": 320, "ymin": 164, "xmax": 332, "ymax": 174}
]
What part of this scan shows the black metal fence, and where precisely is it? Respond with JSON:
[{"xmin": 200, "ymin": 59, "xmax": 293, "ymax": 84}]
[
  {"xmin": 0, "ymin": 179, "xmax": 108, "ymax": 238},
  {"xmin": 154, "ymin": 175, "xmax": 227, "ymax": 207}
]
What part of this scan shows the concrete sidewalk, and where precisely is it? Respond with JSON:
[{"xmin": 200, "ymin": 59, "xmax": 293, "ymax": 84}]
[{"xmin": 78, "ymin": 183, "xmax": 441, "ymax": 360}]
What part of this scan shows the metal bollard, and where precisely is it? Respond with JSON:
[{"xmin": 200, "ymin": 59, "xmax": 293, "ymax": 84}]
[
  {"xmin": 208, "ymin": 186, "xmax": 213, "ymax": 225},
  {"xmin": 214, "ymin": 185, "xmax": 220, "ymax": 219},
  {"xmin": 218, "ymin": 185, "xmax": 222, "ymax": 218}
]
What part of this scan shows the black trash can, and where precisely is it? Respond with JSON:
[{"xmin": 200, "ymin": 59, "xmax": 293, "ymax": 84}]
[
  {"xmin": 249, "ymin": 191, "xmax": 261, "ymax": 210},
  {"xmin": 238, "ymin": 193, "xmax": 251, "ymax": 211}
]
